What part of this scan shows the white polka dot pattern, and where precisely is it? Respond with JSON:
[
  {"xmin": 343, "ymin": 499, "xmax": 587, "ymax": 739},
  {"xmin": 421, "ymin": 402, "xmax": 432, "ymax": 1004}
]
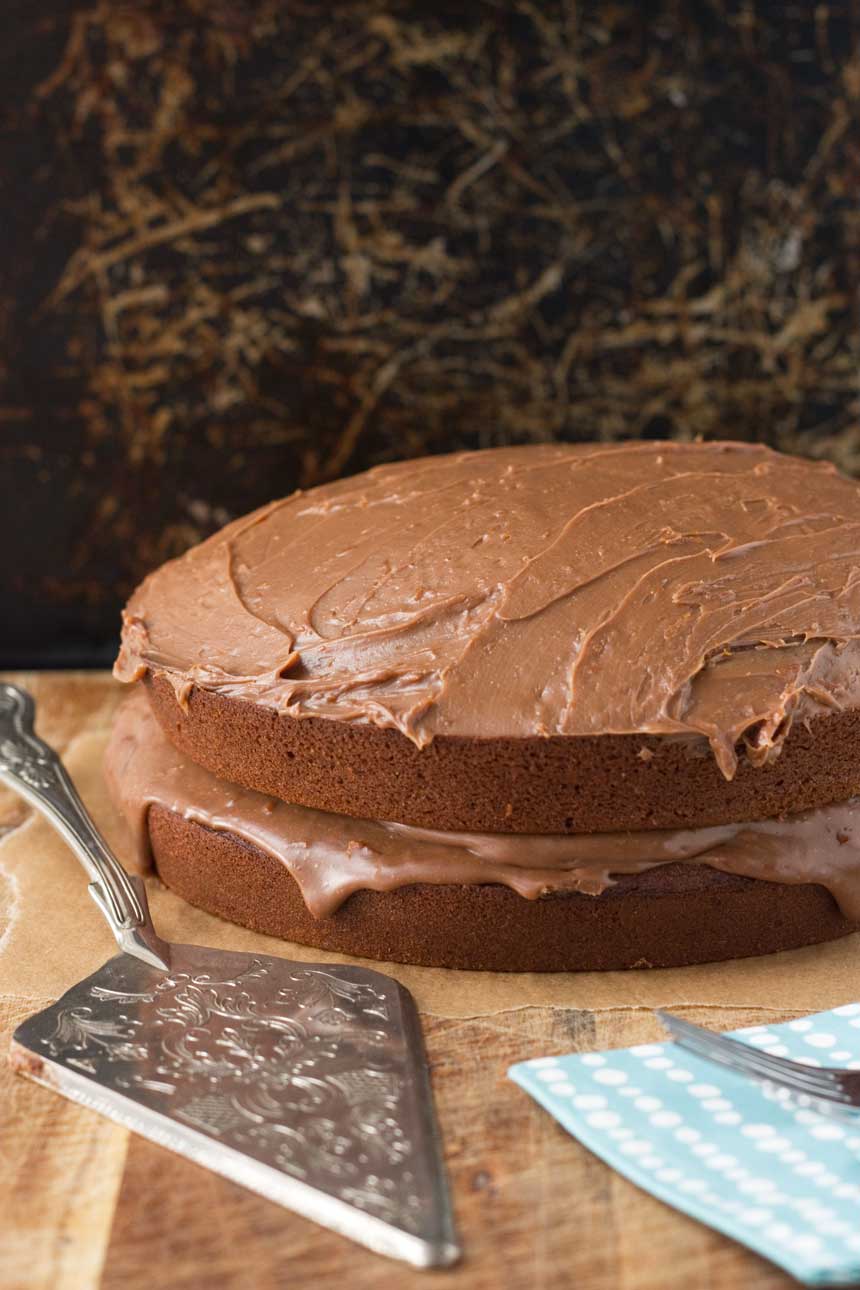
[{"xmin": 509, "ymin": 1003, "xmax": 860, "ymax": 1285}]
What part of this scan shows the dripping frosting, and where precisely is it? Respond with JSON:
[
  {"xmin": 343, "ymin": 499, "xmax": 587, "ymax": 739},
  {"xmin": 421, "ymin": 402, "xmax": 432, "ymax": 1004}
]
[{"xmin": 106, "ymin": 692, "xmax": 860, "ymax": 922}]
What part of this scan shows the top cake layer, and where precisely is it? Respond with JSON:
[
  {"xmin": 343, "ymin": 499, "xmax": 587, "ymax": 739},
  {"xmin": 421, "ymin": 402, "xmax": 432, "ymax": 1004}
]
[{"xmin": 116, "ymin": 440, "xmax": 860, "ymax": 779}]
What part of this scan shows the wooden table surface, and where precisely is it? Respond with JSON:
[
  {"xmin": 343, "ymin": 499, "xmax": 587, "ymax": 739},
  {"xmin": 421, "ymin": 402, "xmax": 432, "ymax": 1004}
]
[{"xmin": 0, "ymin": 675, "xmax": 802, "ymax": 1290}]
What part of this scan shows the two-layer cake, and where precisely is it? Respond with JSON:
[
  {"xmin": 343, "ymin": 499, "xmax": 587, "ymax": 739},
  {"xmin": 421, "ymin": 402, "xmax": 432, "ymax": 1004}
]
[{"xmin": 107, "ymin": 440, "xmax": 860, "ymax": 970}]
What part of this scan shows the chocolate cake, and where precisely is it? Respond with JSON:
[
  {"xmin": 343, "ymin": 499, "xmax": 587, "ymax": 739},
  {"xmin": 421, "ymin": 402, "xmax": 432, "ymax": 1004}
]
[{"xmin": 108, "ymin": 441, "xmax": 860, "ymax": 970}]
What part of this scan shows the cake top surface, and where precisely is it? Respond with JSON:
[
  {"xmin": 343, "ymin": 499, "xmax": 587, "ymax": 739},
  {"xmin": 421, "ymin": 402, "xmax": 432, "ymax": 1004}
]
[{"xmin": 115, "ymin": 440, "xmax": 860, "ymax": 775}]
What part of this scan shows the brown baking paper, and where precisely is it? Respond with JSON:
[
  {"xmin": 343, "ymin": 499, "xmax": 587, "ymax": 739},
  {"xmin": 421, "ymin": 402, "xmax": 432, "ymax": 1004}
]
[{"xmin": 2, "ymin": 673, "xmax": 860, "ymax": 1019}]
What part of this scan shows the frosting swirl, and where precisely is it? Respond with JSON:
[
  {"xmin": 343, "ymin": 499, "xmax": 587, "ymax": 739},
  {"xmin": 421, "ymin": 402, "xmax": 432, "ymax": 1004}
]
[{"xmin": 115, "ymin": 441, "xmax": 860, "ymax": 778}]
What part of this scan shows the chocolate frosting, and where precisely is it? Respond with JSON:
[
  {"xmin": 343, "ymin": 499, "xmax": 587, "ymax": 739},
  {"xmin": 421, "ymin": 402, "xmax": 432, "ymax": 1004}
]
[
  {"xmin": 114, "ymin": 441, "xmax": 860, "ymax": 778},
  {"xmin": 106, "ymin": 692, "xmax": 860, "ymax": 922}
]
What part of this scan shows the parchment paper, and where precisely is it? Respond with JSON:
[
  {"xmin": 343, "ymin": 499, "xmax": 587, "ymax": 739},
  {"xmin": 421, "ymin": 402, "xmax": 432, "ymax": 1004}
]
[{"xmin": 1, "ymin": 684, "xmax": 859, "ymax": 1018}]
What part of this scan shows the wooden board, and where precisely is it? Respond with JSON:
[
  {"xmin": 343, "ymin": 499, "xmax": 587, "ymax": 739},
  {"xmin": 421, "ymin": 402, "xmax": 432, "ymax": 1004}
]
[{"xmin": 0, "ymin": 673, "xmax": 799, "ymax": 1289}]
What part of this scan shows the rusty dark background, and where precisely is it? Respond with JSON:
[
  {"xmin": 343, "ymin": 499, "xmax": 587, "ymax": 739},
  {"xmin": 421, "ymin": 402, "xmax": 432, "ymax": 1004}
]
[{"xmin": 2, "ymin": 1, "xmax": 859, "ymax": 665}]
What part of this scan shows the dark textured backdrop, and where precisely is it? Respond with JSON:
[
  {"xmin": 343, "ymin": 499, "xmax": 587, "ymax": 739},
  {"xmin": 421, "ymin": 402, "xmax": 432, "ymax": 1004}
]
[{"xmin": 2, "ymin": 1, "xmax": 860, "ymax": 662}]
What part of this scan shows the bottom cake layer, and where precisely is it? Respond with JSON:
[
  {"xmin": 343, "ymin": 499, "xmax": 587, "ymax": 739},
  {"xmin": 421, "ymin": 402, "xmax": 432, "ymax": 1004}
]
[{"xmin": 147, "ymin": 804, "xmax": 858, "ymax": 972}]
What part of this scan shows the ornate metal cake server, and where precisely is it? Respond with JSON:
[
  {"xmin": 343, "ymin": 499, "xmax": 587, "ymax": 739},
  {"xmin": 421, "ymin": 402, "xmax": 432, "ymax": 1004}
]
[{"xmin": 0, "ymin": 684, "xmax": 459, "ymax": 1269}]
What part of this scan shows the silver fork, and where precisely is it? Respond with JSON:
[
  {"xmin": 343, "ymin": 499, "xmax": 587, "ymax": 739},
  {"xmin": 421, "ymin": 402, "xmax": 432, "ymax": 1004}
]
[{"xmin": 657, "ymin": 1010, "xmax": 860, "ymax": 1117}]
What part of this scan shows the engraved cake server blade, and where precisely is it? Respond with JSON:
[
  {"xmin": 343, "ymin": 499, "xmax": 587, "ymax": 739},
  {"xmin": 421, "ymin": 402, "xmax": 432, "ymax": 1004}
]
[{"xmin": 0, "ymin": 684, "xmax": 459, "ymax": 1269}]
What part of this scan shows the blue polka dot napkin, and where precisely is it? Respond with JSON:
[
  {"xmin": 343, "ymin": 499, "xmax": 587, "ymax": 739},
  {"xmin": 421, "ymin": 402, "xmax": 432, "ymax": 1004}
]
[{"xmin": 509, "ymin": 1005, "xmax": 860, "ymax": 1286}]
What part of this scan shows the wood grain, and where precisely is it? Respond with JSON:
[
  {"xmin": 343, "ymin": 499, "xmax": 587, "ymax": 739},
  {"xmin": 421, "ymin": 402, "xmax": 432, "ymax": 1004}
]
[
  {"xmin": 0, "ymin": 673, "xmax": 801, "ymax": 1288},
  {"xmin": 0, "ymin": 997, "xmax": 129, "ymax": 1290}
]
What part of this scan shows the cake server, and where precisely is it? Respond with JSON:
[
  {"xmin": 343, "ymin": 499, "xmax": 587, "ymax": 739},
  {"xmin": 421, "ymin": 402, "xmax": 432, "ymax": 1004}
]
[{"xmin": 0, "ymin": 684, "xmax": 459, "ymax": 1269}]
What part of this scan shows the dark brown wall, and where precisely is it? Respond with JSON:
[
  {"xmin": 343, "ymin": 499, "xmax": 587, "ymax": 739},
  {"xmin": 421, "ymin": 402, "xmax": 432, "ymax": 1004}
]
[{"xmin": 3, "ymin": 1, "xmax": 860, "ymax": 662}]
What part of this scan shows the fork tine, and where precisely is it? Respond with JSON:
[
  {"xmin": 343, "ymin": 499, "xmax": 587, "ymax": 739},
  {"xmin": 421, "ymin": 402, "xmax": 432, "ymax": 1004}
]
[
  {"xmin": 657, "ymin": 1012, "xmax": 842, "ymax": 1083},
  {"xmin": 656, "ymin": 1011, "xmax": 851, "ymax": 1101},
  {"xmin": 658, "ymin": 1012, "xmax": 860, "ymax": 1114},
  {"xmin": 664, "ymin": 1030, "xmax": 852, "ymax": 1102},
  {"xmin": 660, "ymin": 1030, "xmax": 852, "ymax": 1102}
]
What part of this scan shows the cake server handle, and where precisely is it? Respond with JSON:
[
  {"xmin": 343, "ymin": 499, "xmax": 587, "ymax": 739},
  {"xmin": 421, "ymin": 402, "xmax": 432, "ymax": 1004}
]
[{"xmin": 0, "ymin": 684, "xmax": 170, "ymax": 971}]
